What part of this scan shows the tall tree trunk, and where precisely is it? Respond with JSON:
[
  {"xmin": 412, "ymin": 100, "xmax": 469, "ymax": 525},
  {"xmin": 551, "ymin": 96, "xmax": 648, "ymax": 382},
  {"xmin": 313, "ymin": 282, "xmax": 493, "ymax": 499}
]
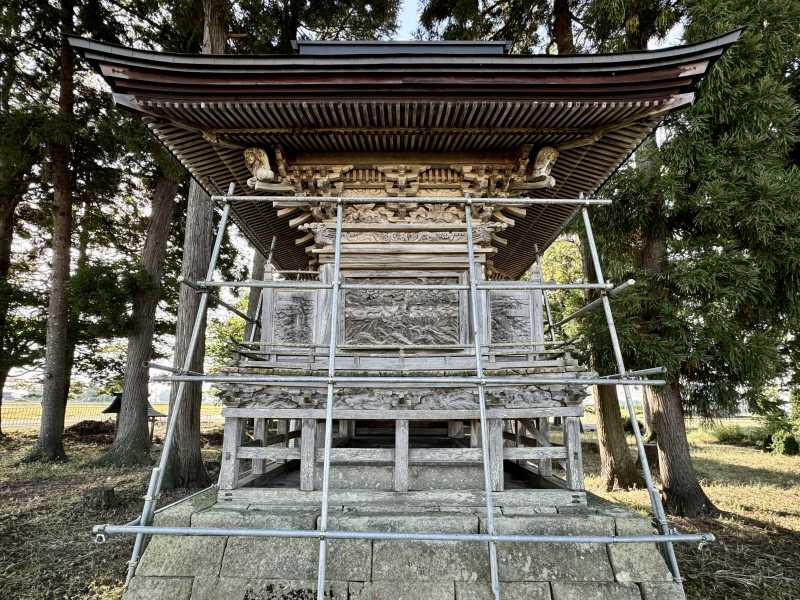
[
  {"xmin": 244, "ymin": 251, "xmax": 265, "ymax": 340},
  {"xmin": 553, "ymin": 0, "xmax": 575, "ymax": 54},
  {"xmin": 0, "ymin": 365, "xmax": 8, "ymax": 436},
  {"xmin": 647, "ymin": 383, "xmax": 715, "ymax": 516},
  {"xmin": 0, "ymin": 192, "xmax": 22, "ymax": 421},
  {"xmin": 31, "ymin": 0, "xmax": 74, "ymax": 461},
  {"xmin": 102, "ymin": 174, "xmax": 178, "ymax": 465},
  {"xmin": 163, "ymin": 0, "xmax": 226, "ymax": 488},
  {"xmin": 61, "ymin": 206, "xmax": 89, "ymax": 410},
  {"xmin": 581, "ymin": 240, "xmax": 643, "ymax": 489},
  {"xmin": 594, "ymin": 385, "xmax": 644, "ymax": 490},
  {"xmin": 641, "ymin": 206, "xmax": 716, "ymax": 516}
]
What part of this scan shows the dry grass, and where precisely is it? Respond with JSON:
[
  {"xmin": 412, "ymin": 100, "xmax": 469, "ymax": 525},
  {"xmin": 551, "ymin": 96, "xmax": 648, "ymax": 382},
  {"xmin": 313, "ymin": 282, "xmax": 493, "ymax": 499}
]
[
  {"xmin": 1, "ymin": 420, "xmax": 798, "ymax": 599},
  {"xmin": 583, "ymin": 421, "xmax": 800, "ymax": 600}
]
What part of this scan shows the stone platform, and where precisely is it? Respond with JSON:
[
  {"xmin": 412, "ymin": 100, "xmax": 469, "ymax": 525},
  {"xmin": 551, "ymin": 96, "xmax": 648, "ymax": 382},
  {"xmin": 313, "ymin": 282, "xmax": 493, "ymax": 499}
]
[{"xmin": 125, "ymin": 488, "xmax": 685, "ymax": 600}]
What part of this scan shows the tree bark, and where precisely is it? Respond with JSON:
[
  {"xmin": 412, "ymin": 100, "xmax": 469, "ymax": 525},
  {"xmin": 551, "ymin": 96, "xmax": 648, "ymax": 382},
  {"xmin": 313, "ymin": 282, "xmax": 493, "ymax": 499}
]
[
  {"xmin": 31, "ymin": 0, "xmax": 74, "ymax": 461},
  {"xmin": 162, "ymin": 0, "xmax": 227, "ymax": 489},
  {"xmin": 648, "ymin": 382, "xmax": 716, "ymax": 516},
  {"xmin": 580, "ymin": 239, "xmax": 643, "ymax": 489},
  {"xmin": 244, "ymin": 251, "xmax": 265, "ymax": 340},
  {"xmin": 641, "ymin": 203, "xmax": 716, "ymax": 516},
  {"xmin": 102, "ymin": 173, "xmax": 178, "ymax": 465},
  {"xmin": 594, "ymin": 384, "xmax": 644, "ymax": 490},
  {"xmin": 553, "ymin": 0, "xmax": 575, "ymax": 54},
  {"xmin": 0, "ymin": 365, "xmax": 8, "ymax": 436}
]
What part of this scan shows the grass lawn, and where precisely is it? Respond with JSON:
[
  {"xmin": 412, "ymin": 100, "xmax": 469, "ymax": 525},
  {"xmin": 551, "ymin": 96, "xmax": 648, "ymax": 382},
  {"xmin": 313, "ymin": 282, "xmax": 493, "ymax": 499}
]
[{"xmin": 0, "ymin": 420, "xmax": 798, "ymax": 599}]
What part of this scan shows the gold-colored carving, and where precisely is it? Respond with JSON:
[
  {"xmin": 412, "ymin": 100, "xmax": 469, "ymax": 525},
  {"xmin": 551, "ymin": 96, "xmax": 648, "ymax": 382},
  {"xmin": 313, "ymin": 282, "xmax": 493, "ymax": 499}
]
[{"xmin": 243, "ymin": 147, "xmax": 275, "ymax": 188}]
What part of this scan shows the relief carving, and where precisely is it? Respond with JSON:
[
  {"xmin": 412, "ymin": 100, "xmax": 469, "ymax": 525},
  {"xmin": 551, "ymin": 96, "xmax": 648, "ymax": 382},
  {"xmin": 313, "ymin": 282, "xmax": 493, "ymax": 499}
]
[
  {"xmin": 344, "ymin": 277, "xmax": 460, "ymax": 345},
  {"xmin": 272, "ymin": 291, "xmax": 315, "ymax": 344},
  {"xmin": 244, "ymin": 147, "xmax": 275, "ymax": 188},
  {"xmin": 490, "ymin": 292, "xmax": 532, "ymax": 343}
]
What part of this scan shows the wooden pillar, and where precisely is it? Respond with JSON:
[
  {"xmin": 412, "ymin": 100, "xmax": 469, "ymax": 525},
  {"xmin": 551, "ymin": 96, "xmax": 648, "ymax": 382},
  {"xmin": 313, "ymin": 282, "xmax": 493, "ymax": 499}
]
[
  {"xmin": 537, "ymin": 417, "xmax": 553, "ymax": 477},
  {"xmin": 563, "ymin": 417, "xmax": 584, "ymax": 491},
  {"xmin": 394, "ymin": 419, "xmax": 409, "ymax": 492},
  {"xmin": 448, "ymin": 420, "xmax": 465, "ymax": 439},
  {"xmin": 300, "ymin": 418, "xmax": 317, "ymax": 491},
  {"xmin": 219, "ymin": 416, "xmax": 243, "ymax": 490},
  {"xmin": 488, "ymin": 418, "xmax": 504, "ymax": 491},
  {"xmin": 253, "ymin": 418, "xmax": 268, "ymax": 476},
  {"xmin": 470, "ymin": 420, "xmax": 481, "ymax": 447}
]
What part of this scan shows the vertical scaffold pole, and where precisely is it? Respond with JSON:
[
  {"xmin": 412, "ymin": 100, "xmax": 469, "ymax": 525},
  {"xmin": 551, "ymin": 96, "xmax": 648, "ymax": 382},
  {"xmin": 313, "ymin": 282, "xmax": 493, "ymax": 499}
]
[
  {"xmin": 580, "ymin": 206, "xmax": 684, "ymax": 587},
  {"xmin": 316, "ymin": 199, "xmax": 344, "ymax": 600},
  {"xmin": 124, "ymin": 183, "xmax": 234, "ymax": 586},
  {"xmin": 533, "ymin": 244, "xmax": 557, "ymax": 343},
  {"xmin": 464, "ymin": 197, "xmax": 502, "ymax": 600}
]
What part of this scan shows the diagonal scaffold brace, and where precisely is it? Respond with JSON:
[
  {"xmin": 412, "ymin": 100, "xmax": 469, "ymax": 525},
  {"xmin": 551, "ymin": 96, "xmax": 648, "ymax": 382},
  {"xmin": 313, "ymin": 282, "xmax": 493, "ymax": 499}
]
[{"xmin": 123, "ymin": 183, "xmax": 234, "ymax": 586}]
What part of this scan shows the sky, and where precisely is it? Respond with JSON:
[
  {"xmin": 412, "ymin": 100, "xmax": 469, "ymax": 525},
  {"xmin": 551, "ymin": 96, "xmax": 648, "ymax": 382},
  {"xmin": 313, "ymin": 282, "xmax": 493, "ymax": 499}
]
[{"xmin": 397, "ymin": 0, "xmax": 419, "ymax": 40}]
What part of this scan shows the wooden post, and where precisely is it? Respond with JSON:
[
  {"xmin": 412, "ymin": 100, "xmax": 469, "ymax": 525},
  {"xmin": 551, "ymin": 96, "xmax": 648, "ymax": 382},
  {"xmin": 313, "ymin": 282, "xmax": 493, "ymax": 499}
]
[
  {"xmin": 448, "ymin": 420, "xmax": 465, "ymax": 439},
  {"xmin": 394, "ymin": 419, "xmax": 409, "ymax": 492},
  {"xmin": 276, "ymin": 419, "xmax": 288, "ymax": 463},
  {"xmin": 563, "ymin": 417, "xmax": 584, "ymax": 490},
  {"xmin": 488, "ymin": 418, "xmax": 504, "ymax": 491},
  {"xmin": 470, "ymin": 420, "xmax": 481, "ymax": 448},
  {"xmin": 218, "ymin": 416, "xmax": 243, "ymax": 490},
  {"xmin": 537, "ymin": 417, "xmax": 552, "ymax": 477},
  {"xmin": 300, "ymin": 418, "xmax": 317, "ymax": 491},
  {"xmin": 253, "ymin": 418, "xmax": 268, "ymax": 475}
]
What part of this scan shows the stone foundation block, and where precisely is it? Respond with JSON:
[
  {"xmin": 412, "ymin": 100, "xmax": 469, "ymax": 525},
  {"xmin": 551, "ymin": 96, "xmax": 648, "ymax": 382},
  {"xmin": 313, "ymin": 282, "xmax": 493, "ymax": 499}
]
[
  {"xmin": 325, "ymin": 512, "xmax": 478, "ymax": 533},
  {"xmin": 221, "ymin": 537, "xmax": 370, "ymax": 580},
  {"xmin": 124, "ymin": 576, "xmax": 193, "ymax": 600},
  {"xmin": 486, "ymin": 514, "xmax": 615, "ymax": 582},
  {"xmin": 192, "ymin": 578, "xmax": 348, "ymax": 600},
  {"xmin": 608, "ymin": 518, "xmax": 672, "ymax": 583},
  {"xmin": 371, "ymin": 540, "xmax": 490, "ymax": 582},
  {"xmin": 153, "ymin": 487, "xmax": 218, "ymax": 526},
  {"xmin": 137, "ymin": 535, "xmax": 226, "ymax": 577},
  {"xmin": 349, "ymin": 581, "xmax": 455, "ymax": 600},
  {"xmin": 455, "ymin": 582, "xmax": 551, "ymax": 600},
  {"xmin": 640, "ymin": 583, "xmax": 686, "ymax": 600},
  {"xmin": 551, "ymin": 582, "xmax": 641, "ymax": 600},
  {"xmin": 192, "ymin": 505, "xmax": 317, "ymax": 529}
]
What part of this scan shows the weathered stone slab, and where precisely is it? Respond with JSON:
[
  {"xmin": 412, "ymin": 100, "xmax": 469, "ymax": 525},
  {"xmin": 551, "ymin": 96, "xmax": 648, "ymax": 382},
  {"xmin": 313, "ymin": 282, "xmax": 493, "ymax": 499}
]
[
  {"xmin": 124, "ymin": 576, "xmax": 193, "ymax": 600},
  {"xmin": 314, "ymin": 465, "xmax": 394, "ymax": 490},
  {"xmin": 153, "ymin": 487, "xmax": 218, "ymax": 526},
  {"xmin": 500, "ymin": 506, "xmax": 558, "ymax": 516},
  {"xmin": 137, "ymin": 535, "xmax": 226, "ymax": 577},
  {"xmin": 192, "ymin": 505, "xmax": 317, "ymax": 529},
  {"xmin": 486, "ymin": 515, "xmax": 615, "ymax": 582},
  {"xmin": 410, "ymin": 465, "xmax": 484, "ymax": 491},
  {"xmin": 349, "ymin": 581, "xmax": 455, "ymax": 600},
  {"xmin": 325, "ymin": 512, "xmax": 478, "ymax": 534},
  {"xmin": 221, "ymin": 537, "xmax": 370, "ymax": 580},
  {"xmin": 551, "ymin": 582, "xmax": 641, "ymax": 600},
  {"xmin": 609, "ymin": 518, "xmax": 672, "ymax": 583},
  {"xmin": 456, "ymin": 582, "xmax": 551, "ymax": 600},
  {"xmin": 640, "ymin": 583, "xmax": 686, "ymax": 600},
  {"xmin": 371, "ymin": 540, "xmax": 490, "ymax": 582},
  {"xmin": 193, "ymin": 578, "xmax": 348, "ymax": 600},
  {"xmin": 190, "ymin": 576, "xmax": 247, "ymax": 600}
]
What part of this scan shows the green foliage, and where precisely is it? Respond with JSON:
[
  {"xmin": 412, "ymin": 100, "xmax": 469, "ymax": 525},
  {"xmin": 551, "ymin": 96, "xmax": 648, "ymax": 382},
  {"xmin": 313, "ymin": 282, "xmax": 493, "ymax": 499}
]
[
  {"xmin": 707, "ymin": 423, "xmax": 773, "ymax": 448},
  {"xmin": 771, "ymin": 430, "xmax": 799, "ymax": 456},
  {"xmin": 539, "ymin": 236, "xmax": 584, "ymax": 337},
  {"xmin": 206, "ymin": 297, "xmax": 247, "ymax": 373}
]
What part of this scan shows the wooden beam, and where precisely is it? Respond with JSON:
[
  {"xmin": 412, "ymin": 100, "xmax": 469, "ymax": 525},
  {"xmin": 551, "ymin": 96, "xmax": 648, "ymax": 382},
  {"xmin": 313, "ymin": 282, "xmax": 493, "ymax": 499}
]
[
  {"xmin": 300, "ymin": 418, "xmax": 316, "ymax": 491},
  {"xmin": 394, "ymin": 419, "xmax": 409, "ymax": 492},
  {"xmin": 219, "ymin": 417, "xmax": 243, "ymax": 491}
]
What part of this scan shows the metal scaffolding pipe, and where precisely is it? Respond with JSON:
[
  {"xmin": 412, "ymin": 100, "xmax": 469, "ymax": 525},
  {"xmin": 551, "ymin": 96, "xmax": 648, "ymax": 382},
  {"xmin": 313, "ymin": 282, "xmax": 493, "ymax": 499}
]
[
  {"xmin": 195, "ymin": 280, "xmax": 614, "ymax": 291},
  {"xmin": 150, "ymin": 374, "xmax": 666, "ymax": 387},
  {"xmin": 553, "ymin": 279, "xmax": 636, "ymax": 328},
  {"xmin": 534, "ymin": 244, "xmax": 557, "ymax": 344},
  {"xmin": 465, "ymin": 198, "xmax": 502, "ymax": 600},
  {"xmin": 211, "ymin": 195, "xmax": 612, "ymax": 206},
  {"xmin": 581, "ymin": 206, "xmax": 684, "ymax": 587},
  {"xmin": 94, "ymin": 523, "xmax": 715, "ymax": 546}
]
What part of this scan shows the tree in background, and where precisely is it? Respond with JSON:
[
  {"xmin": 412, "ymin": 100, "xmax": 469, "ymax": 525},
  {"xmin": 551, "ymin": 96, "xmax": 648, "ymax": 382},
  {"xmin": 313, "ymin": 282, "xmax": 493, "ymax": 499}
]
[{"xmin": 588, "ymin": 0, "xmax": 800, "ymax": 515}]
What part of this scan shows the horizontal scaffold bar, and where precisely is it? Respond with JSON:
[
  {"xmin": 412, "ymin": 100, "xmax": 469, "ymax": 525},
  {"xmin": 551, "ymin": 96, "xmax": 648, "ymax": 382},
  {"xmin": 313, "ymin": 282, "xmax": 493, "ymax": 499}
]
[
  {"xmin": 93, "ymin": 523, "xmax": 713, "ymax": 546},
  {"xmin": 211, "ymin": 195, "xmax": 612, "ymax": 206},
  {"xmin": 150, "ymin": 374, "xmax": 665, "ymax": 386},
  {"xmin": 193, "ymin": 280, "xmax": 615, "ymax": 291}
]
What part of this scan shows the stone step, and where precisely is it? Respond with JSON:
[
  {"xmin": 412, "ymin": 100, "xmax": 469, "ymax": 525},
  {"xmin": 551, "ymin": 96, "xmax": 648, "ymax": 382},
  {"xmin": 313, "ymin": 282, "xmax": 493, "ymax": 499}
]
[
  {"xmin": 127, "ymin": 497, "xmax": 682, "ymax": 600},
  {"xmin": 313, "ymin": 463, "xmax": 484, "ymax": 490}
]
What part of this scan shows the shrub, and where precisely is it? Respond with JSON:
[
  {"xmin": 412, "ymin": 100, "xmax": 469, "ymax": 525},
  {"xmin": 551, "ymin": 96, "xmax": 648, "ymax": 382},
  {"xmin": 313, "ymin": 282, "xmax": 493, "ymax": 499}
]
[
  {"xmin": 771, "ymin": 430, "xmax": 799, "ymax": 456},
  {"xmin": 708, "ymin": 424, "xmax": 773, "ymax": 449}
]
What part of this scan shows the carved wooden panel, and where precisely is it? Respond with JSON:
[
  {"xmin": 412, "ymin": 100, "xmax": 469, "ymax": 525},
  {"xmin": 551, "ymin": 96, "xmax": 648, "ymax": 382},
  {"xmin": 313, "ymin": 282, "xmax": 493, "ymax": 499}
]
[
  {"xmin": 489, "ymin": 291, "xmax": 534, "ymax": 344},
  {"xmin": 343, "ymin": 277, "xmax": 460, "ymax": 345},
  {"xmin": 272, "ymin": 290, "xmax": 316, "ymax": 345}
]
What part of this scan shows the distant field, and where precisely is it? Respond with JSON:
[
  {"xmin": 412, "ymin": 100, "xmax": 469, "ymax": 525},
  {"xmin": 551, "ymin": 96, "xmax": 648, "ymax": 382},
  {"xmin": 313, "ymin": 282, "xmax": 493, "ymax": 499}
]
[{"xmin": 1, "ymin": 402, "xmax": 224, "ymax": 431}]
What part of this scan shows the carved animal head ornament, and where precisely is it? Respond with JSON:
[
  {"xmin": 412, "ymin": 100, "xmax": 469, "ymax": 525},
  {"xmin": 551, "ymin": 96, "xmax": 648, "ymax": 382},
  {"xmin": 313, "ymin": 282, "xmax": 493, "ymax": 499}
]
[
  {"xmin": 531, "ymin": 146, "xmax": 559, "ymax": 186},
  {"xmin": 243, "ymin": 147, "xmax": 274, "ymax": 187}
]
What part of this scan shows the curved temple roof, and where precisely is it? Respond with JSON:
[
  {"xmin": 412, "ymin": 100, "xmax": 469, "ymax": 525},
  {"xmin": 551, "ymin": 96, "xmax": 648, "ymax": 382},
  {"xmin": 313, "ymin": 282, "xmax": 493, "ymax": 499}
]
[{"xmin": 69, "ymin": 31, "xmax": 739, "ymax": 277}]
